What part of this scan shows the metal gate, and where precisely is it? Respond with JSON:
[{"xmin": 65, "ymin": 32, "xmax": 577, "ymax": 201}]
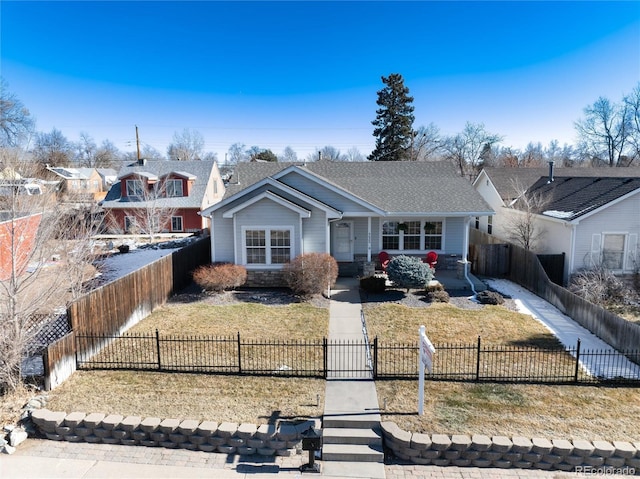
[{"xmin": 325, "ymin": 340, "xmax": 373, "ymax": 379}]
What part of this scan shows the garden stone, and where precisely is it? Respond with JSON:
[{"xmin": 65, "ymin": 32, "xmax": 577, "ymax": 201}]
[
  {"xmin": 551, "ymin": 438, "xmax": 573, "ymax": 456},
  {"xmin": 531, "ymin": 437, "xmax": 553, "ymax": 454},
  {"xmin": 491, "ymin": 436, "xmax": 512, "ymax": 453},
  {"xmin": 276, "ymin": 424, "xmax": 297, "ymax": 441},
  {"xmin": 63, "ymin": 412, "xmax": 86, "ymax": 428},
  {"xmin": 583, "ymin": 455, "xmax": 605, "ymax": 466},
  {"xmin": 217, "ymin": 422, "xmax": 237, "ymax": 438},
  {"xmin": 511, "ymin": 436, "xmax": 532, "ymax": 453},
  {"xmin": 613, "ymin": 441, "xmax": 637, "ymax": 458},
  {"xmin": 431, "ymin": 434, "xmax": 452, "ymax": 451},
  {"xmin": 2, "ymin": 444, "xmax": 16, "ymax": 455},
  {"xmin": 197, "ymin": 421, "xmax": 218, "ymax": 437},
  {"xmin": 120, "ymin": 416, "xmax": 141, "ymax": 432},
  {"xmin": 593, "ymin": 440, "xmax": 615, "ymax": 458},
  {"xmin": 158, "ymin": 418, "xmax": 180, "ymax": 434},
  {"xmin": 101, "ymin": 414, "xmax": 123, "ymax": 430},
  {"xmin": 471, "ymin": 434, "xmax": 492, "ymax": 452},
  {"xmin": 83, "ymin": 413, "xmax": 105, "ymax": 428},
  {"xmin": 237, "ymin": 423, "xmax": 257, "ymax": 439},
  {"xmin": 410, "ymin": 433, "xmax": 431, "ymax": 450},
  {"xmin": 572, "ymin": 439, "xmax": 594, "ymax": 457},
  {"xmin": 256, "ymin": 424, "xmax": 277, "ymax": 440},
  {"xmin": 605, "ymin": 456, "xmax": 626, "ymax": 468},
  {"xmin": 451, "ymin": 434, "xmax": 471, "ymax": 451},
  {"xmin": 140, "ymin": 417, "xmax": 161, "ymax": 433},
  {"xmin": 178, "ymin": 419, "xmax": 199, "ymax": 435},
  {"xmin": 9, "ymin": 428, "xmax": 28, "ymax": 447}
]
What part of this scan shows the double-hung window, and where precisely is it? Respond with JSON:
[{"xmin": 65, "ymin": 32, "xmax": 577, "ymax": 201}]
[
  {"xmin": 165, "ymin": 179, "xmax": 183, "ymax": 197},
  {"xmin": 382, "ymin": 220, "xmax": 443, "ymax": 251},
  {"xmin": 602, "ymin": 234, "xmax": 625, "ymax": 270},
  {"xmin": 245, "ymin": 228, "xmax": 291, "ymax": 265},
  {"xmin": 126, "ymin": 179, "xmax": 144, "ymax": 198},
  {"xmin": 171, "ymin": 216, "xmax": 184, "ymax": 232},
  {"xmin": 424, "ymin": 221, "xmax": 443, "ymax": 250}
]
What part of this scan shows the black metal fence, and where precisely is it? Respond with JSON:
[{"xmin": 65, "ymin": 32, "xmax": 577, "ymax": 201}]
[{"xmin": 76, "ymin": 332, "xmax": 640, "ymax": 385}]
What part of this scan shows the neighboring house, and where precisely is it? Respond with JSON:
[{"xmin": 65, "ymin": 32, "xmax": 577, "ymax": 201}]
[
  {"xmin": 200, "ymin": 160, "xmax": 494, "ymax": 286},
  {"xmin": 46, "ymin": 166, "xmax": 116, "ymax": 201},
  {"xmin": 101, "ymin": 159, "xmax": 224, "ymax": 234},
  {"xmin": 473, "ymin": 165, "xmax": 640, "ymax": 284},
  {"xmin": 0, "ymin": 212, "xmax": 42, "ymax": 281}
]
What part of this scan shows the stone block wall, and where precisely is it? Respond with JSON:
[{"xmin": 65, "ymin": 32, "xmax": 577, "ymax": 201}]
[
  {"xmin": 381, "ymin": 422, "xmax": 640, "ymax": 473},
  {"xmin": 30, "ymin": 409, "xmax": 319, "ymax": 458},
  {"xmin": 245, "ymin": 270, "xmax": 286, "ymax": 288}
]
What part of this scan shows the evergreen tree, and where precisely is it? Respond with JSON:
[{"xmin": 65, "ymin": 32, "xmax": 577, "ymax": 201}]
[{"xmin": 369, "ymin": 73, "xmax": 415, "ymax": 161}]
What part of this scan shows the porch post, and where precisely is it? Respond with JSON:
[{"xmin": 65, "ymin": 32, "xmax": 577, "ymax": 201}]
[{"xmin": 367, "ymin": 217, "xmax": 372, "ymax": 262}]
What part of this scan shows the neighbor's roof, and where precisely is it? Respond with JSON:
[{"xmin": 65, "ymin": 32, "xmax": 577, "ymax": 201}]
[
  {"xmin": 522, "ymin": 176, "xmax": 640, "ymax": 221},
  {"xmin": 481, "ymin": 166, "xmax": 640, "ymax": 202},
  {"xmin": 225, "ymin": 160, "xmax": 493, "ymax": 215},
  {"xmin": 47, "ymin": 167, "xmax": 96, "ymax": 180},
  {"xmin": 101, "ymin": 160, "xmax": 217, "ymax": 209}
]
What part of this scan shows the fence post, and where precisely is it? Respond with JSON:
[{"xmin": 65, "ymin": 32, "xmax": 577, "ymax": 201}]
[
  {"xmin": 574, "ymin": 339, "xmax": 581, "ymax": 383},
  {"xmin": 237, "ymin": 332, "xmax": 242, "ymax": 374},
  {"xmin": 475, "ymin": 336, "xmax": 481, "ymax": 381},
  {"xmin": 373, "ymin": 336, "xmax": 378, "ymax": 379},
  {"xmin": 156, "ymin": 329, "xmax": 162, "ymax": 370},
  {"xmin": 323, "ymin": 338, "xmax": 327, "ymax": 378}
]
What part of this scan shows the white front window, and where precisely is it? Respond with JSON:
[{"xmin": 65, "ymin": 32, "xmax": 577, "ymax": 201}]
[
  {"xmin": 382, "ymin": 220, "xmax": 443, "ymax": 251},
  {"xmin": 126, "ymin": 179, "xmax": 144, "ymax": 197},
  {"xmin": 171, "ymin": 216, "xmax": 183, "ymax": 232},
  {"xmin": 244, "ymin": 228, "xmax": 292, "ymax": 265}
]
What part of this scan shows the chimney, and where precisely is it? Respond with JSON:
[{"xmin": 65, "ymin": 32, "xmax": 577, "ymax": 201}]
[
  {"xmin": 548, "ymin": 161, "xmax": 554, "ymax": 183},
  {"xmin": 138, "ymin": 158, "xmax": 146, "ymax": 166}
]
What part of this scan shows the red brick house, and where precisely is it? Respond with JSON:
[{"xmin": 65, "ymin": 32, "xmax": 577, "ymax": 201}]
[
  {"xmin": 0, "ymin": 212, "xmax": 42, "ymax": 281},
  {"xmin": 100, "ymin": 159, "xmax": 224, "ymax": 234}
]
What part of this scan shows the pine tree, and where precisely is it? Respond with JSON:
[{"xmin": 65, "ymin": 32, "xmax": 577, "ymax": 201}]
[{"xmin": 369, "ymin": 73, "xmax": 415, "ymax": 161}]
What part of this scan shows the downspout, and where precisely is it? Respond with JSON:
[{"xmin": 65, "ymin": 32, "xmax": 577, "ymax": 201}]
[{"xmin": 463, "ymin": 216, "xmax": 477, "ymax": 296}]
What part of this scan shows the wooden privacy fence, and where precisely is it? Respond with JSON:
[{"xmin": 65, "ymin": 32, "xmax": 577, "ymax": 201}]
[
  {"xmin": 42, "ymin": 236, "xmax": 211, "ymax": 389},
  {"xmin": 73, "ymin": 332, "xmax": 640, "ymax": 384}
]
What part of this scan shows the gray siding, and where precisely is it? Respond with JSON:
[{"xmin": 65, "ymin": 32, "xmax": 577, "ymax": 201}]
[{"xmin": 279, "ymin": 173, "xmax": 373, "ymax": 213}]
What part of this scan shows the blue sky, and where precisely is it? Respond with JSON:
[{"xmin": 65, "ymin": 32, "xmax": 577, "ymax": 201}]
[{"xmin": 2, "ymin": 1, "xmax": 639, "ymax": 161}]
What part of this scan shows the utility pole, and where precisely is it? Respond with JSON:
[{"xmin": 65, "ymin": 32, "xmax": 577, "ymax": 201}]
[{"xmin": 135, "ymin": 125, "xmax": 141, "ymax": 161}]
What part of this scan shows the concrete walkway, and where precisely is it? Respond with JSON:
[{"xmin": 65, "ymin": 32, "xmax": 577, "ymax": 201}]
[{"xmin": 486, "ymin": 278, "xmax": 640, "ymax": 379}]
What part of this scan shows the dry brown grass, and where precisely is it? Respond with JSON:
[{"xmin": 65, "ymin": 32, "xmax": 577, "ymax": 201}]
[
  {"xmin": 364, "ymin": 303, "xmax": 562, "ymax": 348},
  {"xmin": 376, "ymin": 381, "xmax": 640, "ymax": 442},
  {"xmin": 128, "ymin": 302, "xmax": 329, "ymax": 339},
  {"xmin": 45, "ymin": 371, "xmax": 324, "ymax": 426}
]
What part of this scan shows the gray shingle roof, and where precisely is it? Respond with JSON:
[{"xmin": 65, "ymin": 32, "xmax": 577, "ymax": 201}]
[
  {"xmin": 522, "ymin": 176, "xmax": 640, "ymax": 221},
  {"xmin": 225, "ymin": 160, "xmax": 493, "ymax": 215},
  {"xmin": 482, "ymin": 166, "xmax": 640, "ymax": 201},
  {"xmin": 101, "ymin": 160, "xmax": 216, "ymax": 209}
]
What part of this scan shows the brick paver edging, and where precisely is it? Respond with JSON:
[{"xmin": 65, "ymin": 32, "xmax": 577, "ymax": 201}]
[
  {"xmin": 381, "ymin": 421, "xmax": 640, "ymax": 473},
  {"xmin": 30, "ymin": 409, "xmax": 319, "ymax": 457}
]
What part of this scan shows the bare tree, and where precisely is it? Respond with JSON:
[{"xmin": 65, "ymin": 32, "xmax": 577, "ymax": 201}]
[
  {"xmin": 443, "ymin": 122, "xmax": 502, "ymax": 178},
  {"xmin": 575, "ymin": 95, "xmax": 632, "ymax": 167},
  {"xmin": 0, "ymin": 150, "xmax": 97, "ymax": 392},
  {"xmin": 505, "ymin": 179, "xmax": 550, "ymax": 251},
  {"xmin": 344, "ymin": 147, "xmax": 364, "ymax": 162},
  {"xmin": 412, "ymin": 123, "xmax": 443, "ymax": 161},
  {"xmin": 0, "ymin": 78, "xmax": 35, "ymax": 148},
  {"xmin": 167, "ymin": 128, "xmax": 205, "ymax": 161},
  {"xmin": 280, "ymin": 146, "xmax": 298, "ymax": 162},
  {"xmin": 227, "ymin": 143, "xmax": 247, "ymax": 165},
  {"xmin": 32, "ymin": 128, "xmax": 74, "ymax": 168},
  {"xmin": 624, "ymin": 83, "xmax": 640, "ymax": 166},
  {"xmin": 108, "ymin": 179, "xmax": 178, "ymax": 243}
]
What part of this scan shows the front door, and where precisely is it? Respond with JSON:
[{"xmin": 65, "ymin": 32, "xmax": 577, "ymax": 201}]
[{"xmin": 333, "ymin": 221, "xmax": 353, "ymax": 262}]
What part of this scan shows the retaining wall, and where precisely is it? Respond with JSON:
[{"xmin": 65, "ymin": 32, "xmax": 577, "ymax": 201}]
[
  {"xmin": 382, "ymin": 422, "xmax": 640, "ymax": 473},
  {"xmin": 30, "ymin": 409, "xmax": 318, "ymax": 457}
]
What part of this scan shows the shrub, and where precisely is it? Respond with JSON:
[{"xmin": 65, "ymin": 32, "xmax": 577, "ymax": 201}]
[
  {"xmin": 569, "ymin": 267, "xmax": 629, "ymax": 306},
  {"xmin": 476, "ymin": 290, "xmax": 504, "ymax": 305},
  {"xmin": 360, "ymin": 275, "xmax": 386, "ymax": 294},
  {"xmin": 425, "ymin": 282, "xmax": 444, "ymax": 293},
  {"xmin": 386, "ymin": 255, "xmax": 434, "ymax": 291},
  {"xmin": 282, "ymin": 253, "xmax": 338, "ymax": 297},
  {"xmin": 193, "ymin": 263, "xmax": 247, "ymax": 292},
  {"xmin": 428, "ymin": 290, "xmax": 450, "ymax": 303}
]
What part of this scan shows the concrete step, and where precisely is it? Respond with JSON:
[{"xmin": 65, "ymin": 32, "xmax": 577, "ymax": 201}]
[
  {"xmin": 320, "ymin": 460, "xmax": 386, "ymax": 478},
  {"xmin": 322, "ymin": 427, "xmax": 382, "ymax": 446},
  {"xmin": 322, "ymin": 443, "xmax": 384, "ymax": 463},
  {"xmin": 322, "ymin": 412, "xmax": 381, "ymax": 429}
]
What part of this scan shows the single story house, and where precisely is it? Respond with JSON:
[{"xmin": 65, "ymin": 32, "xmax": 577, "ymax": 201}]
[
  {"xmin": 101, "ymin": 159, "xmax": 224, "ymax": 234},
  {"xmin": 473, "ymin": 165, "xmax": 640, "ymax": 284},
  {"xmin": 200, "ymin": 160, "xmax": 494, "ymax": 286},
  {"xmin": 46, "ymin": 166, "xmax": 117, "ymax": 202}
]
